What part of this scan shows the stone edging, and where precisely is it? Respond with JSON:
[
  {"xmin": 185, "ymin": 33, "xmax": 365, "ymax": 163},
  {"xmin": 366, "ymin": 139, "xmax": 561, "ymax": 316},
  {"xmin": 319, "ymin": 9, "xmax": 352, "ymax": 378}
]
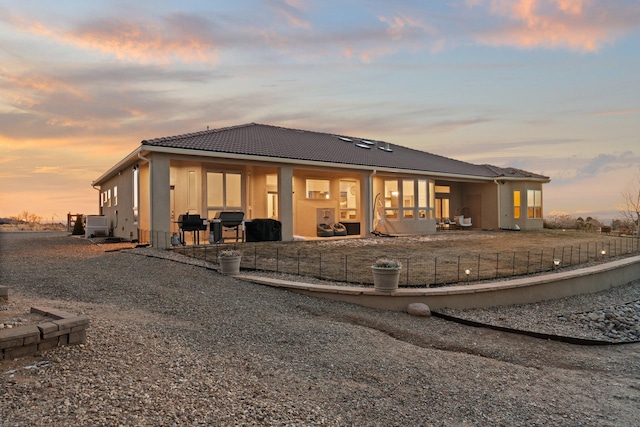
[{"xmin": 0, "ymin": 306, "xmax": 89, "ymax": 360}]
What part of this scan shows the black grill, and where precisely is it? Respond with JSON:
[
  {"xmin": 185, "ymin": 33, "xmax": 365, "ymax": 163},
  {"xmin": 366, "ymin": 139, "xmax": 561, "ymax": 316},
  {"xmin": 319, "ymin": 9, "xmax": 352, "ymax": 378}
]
[
  {"xmin": 177, "ymin": 213, "xmax": 207, "ymax": 245},
  {"xmin": 177, "ymin": 213, "xmax": 207, "ymax": 231}
]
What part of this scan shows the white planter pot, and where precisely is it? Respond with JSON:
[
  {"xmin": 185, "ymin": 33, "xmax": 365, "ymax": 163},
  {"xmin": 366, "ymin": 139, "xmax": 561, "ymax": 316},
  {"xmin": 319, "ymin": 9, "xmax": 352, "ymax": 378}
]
[
  {"xmin": 372, "ymin": 266, "xmax": 400, "ymax": 292},
  {"xmin": 219, "ymin": 256, "xmax": 241, "ymax": 275}
]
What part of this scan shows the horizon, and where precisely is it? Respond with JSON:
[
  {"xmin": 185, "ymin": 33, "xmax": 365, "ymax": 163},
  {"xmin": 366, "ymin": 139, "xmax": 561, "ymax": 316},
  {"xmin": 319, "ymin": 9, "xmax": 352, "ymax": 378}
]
[{"xmin": 1, "ymin": 1, "xmax": 639, "ymax": 221}]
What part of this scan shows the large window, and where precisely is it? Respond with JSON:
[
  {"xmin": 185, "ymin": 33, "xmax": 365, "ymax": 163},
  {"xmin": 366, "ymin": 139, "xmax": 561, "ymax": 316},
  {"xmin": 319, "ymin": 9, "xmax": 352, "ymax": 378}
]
[
  {"xmin": 527, "ymin": 190, "xmax": 542, "ymax": 219},
  {"xmin": 418, "ymin": 180, "xmax": 428, "ymax": 219},
  {"xmin": 339, "ymin": 180, "xmax": 357, "ymax": 220},
  {"xmin": 513, "ymin": 190, "xmax": 521, "ymax": 219},
  {"xmin": 306, "ymin": 179, "xmax": 330, "ymax": 199},
  {"xmin": 385, "ymin": 178, "xmax": 434, "ymax": 220},
  {"xmin": 435, "ymin": 184, "xmax": 450, "ymax": 221},
  {"xmin": 207, "ymin": 171, "xmax": 242, "ymax": 218},
  {"xmin": 384, "ymin": 180, "xmax": 399, "ymax": 218}
]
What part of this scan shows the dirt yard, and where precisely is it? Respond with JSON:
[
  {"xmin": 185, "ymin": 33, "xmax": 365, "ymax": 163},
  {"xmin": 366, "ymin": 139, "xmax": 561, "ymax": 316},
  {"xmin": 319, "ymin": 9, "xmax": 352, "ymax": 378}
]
[{"xmin": 177, "ymin": 229, "xmax": 637, "ymax": 285}]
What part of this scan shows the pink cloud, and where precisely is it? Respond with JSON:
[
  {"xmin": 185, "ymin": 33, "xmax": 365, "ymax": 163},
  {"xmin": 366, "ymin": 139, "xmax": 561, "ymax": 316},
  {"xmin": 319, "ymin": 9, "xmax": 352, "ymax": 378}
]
[
  {"xmin": 468, "ymin": 0, "xmax": 639, "ymax": 51},
  {"xmin": 3, "ymin": 11, "xmax": 218, "ymax": 64}
]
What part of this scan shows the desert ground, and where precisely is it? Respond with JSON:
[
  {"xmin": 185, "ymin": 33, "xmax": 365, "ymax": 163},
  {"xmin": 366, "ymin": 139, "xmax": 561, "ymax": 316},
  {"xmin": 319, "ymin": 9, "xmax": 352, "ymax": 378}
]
[{"xmin": 1, "ymin": 231, "xmax": 639, "ymax": 426}]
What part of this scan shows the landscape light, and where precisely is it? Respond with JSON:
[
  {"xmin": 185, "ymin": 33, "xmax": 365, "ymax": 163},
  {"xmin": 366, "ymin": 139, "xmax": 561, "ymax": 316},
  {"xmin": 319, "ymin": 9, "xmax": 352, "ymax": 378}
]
[
  {"xmin": 553, "ymin": 259, "xmax": 561, "ymax": 270},
  {"xmin": 464, "ymin": 268, "xmax": 471, "ymax": 284}
]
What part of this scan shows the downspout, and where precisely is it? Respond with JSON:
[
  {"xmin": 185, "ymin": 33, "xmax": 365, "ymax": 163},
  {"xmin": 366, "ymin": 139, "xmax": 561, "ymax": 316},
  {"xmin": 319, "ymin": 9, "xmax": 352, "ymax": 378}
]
[
  {"xmin": 369, "ymin": 170, "xmax": 377, "ymax": 234},
  {"xmin": 494, "ymin": 179, "xmax": 502, "ymax": 230},
  {"xmin": 138, "ymin": 151, "xmax": 151, "ymax": 163},
  {"xmin": 91, "ymin": 183, "xmax": 101, "ymax": 215}
]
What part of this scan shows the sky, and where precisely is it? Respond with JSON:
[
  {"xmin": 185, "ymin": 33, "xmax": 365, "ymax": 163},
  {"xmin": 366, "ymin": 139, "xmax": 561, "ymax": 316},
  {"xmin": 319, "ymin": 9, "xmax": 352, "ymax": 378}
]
[{"xmin": 1, "ymin": 0, "xmax": 639, "ymax": 224}]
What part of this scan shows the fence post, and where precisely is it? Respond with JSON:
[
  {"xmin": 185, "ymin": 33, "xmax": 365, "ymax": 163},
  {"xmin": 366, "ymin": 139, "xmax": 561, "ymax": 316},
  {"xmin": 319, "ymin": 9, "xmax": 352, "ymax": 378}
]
[
  {"xmin": 434, "ymin": 257, "xmax": 437, "ymax": 286},
  {"xmin": 477, "ymin": 254, "xmax": 480, "ymax": 280},
  {"xmin": 457, "ymin": 255, "xmax": 461, "ymax": 283},
  {"xmin": 539, "ymin": 249, "xmax": 543, "ymax": 272},
  {"xmin": 276, "ymin": 247, "xmax": 279, "ymax": 273},
  {"xmin": 569, "ymin": 245, "xmax": 573, "ymax": 266},
  {"xmin": 495, "ymin": 253, "xmax": 499, "ymax": 279},
  {"xmin": 297, "ymin": 249, "xmax": 300, "ymax": 275},
  {"xmin": 526, "ymin": 251, "xmax": 530, "ymax": 274},
  {"xmin": 512, "ymin": 252, "xmax": 516, "ymax": 276}
]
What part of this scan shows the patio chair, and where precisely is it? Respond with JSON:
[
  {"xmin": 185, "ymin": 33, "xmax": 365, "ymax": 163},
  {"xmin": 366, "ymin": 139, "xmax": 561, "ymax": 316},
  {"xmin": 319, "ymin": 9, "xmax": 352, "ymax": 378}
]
[{"xmin": 456, "ymin": 215, "xmax": 472, "ymax": 229}]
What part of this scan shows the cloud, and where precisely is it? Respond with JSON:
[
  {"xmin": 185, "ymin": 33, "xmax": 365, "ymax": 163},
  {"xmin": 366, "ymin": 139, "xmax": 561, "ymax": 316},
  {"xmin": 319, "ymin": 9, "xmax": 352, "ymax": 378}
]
[
  {"xmin": 265, "ymin": 0, "xmax": 311, "ymax": 29},
  {"xmin": 465, "ymin": 0, "xmax": 640, "ymax": 51},
  {"xmin": 592, "ymin": 109, "xmax": 640, "ymax": 117},
  {"xmin": 2, "ymin": 11, "xmax": 219, "ymax": 64},
  {"xmin": 576, "ymin": 151, "xmax": 635, "ymax": 177}
]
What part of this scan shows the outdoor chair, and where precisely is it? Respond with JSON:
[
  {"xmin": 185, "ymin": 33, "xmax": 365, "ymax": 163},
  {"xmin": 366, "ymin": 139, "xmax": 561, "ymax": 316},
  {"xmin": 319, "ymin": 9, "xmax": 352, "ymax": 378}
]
[{"xmin": 456, "ymin": 215, "xmax": 472, "ymax": 229}]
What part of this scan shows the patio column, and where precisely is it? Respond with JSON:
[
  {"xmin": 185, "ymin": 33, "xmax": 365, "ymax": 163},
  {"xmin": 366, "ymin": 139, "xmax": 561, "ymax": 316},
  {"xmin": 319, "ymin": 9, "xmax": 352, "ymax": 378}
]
[
  {"xmin": 278, "ymin": 165, "xmax": 294, "ymax": 241},
  {"xmin": 363, "ymin": 171, "xmax": 373, "ymax": 237},
  {"xmin": 149, "ymin": 153, "xmax": 171, "ymax": 248}
]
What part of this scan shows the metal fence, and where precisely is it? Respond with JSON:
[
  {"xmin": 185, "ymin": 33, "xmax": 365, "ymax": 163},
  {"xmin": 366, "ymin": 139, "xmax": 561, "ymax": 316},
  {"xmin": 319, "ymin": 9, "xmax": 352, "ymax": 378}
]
[{"xmin": 163, "ymin": 234, "xmax": 640, "ymax": 288}]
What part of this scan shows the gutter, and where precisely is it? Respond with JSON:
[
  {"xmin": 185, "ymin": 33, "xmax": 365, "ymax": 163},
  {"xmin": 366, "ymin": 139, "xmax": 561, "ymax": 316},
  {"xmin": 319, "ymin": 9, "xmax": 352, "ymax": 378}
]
[{"xmin": 369, "ymin": 170, "xmax": 377, "ymax": 234}]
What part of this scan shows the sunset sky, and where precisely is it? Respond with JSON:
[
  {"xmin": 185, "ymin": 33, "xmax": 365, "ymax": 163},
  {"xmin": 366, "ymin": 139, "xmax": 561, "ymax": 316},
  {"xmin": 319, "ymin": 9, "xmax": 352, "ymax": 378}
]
[{"xmin": 1, "ymin": 0, "xmax": 639, "ymax": 224}]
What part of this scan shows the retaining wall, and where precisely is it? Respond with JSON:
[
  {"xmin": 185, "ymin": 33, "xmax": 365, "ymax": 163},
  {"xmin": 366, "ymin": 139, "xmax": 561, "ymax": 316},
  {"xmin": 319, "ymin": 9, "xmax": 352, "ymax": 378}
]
[
  {"xmin": 238, "ymin": 255, "xmax": 640, "ymax": 311},
  {"xmin": 0, "ymin": 306, "xmax": 89, "ymax": 360}
]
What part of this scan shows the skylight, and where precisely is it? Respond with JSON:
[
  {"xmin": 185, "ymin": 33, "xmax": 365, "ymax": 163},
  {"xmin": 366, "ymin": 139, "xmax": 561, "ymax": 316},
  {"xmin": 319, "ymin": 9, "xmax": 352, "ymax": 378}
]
[
  {"xmin": 360, "ymin": 140, "xmax": 375, "ymax": 145},
  {"xmin": 355, "ymin": 143, "xmax": 371, "ymax": 149},
  {"xmin": 337, "ymin": 136, "xmax": 352, "ymax": 142}
]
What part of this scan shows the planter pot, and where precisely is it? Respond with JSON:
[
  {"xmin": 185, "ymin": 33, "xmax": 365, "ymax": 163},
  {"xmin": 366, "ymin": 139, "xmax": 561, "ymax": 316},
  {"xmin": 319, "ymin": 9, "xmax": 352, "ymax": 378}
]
[
  {"xmin": 372, "ymin": 266, "xmax": 400, "ymax": 292},
  {"xmin": 219, "ymin": 256, "xmax": 241, "ymax": 275}
]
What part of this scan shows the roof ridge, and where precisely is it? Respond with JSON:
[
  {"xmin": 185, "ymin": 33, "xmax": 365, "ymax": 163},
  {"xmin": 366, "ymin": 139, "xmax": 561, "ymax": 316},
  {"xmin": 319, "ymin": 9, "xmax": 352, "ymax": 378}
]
[{"xmin": 142, "ymin": 123, "xmax": 256, "ymax": 144}]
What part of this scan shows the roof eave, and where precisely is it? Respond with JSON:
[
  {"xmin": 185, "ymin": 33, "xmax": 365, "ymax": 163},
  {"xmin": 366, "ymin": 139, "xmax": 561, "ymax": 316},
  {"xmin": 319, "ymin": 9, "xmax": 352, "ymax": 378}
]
[
  {"xmin": 140, "ymin": 145, "xmax": 503, "ymax": 181},
  {"xmin": 91, "ymin": 147, "xmax": 142, "ymax": 186}
]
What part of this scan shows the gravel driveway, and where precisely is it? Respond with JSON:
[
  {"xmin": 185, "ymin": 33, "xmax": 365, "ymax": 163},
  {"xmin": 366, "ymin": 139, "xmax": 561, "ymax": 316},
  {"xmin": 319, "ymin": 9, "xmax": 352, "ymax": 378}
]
[{"xmin": 1, "ymin": 231, "xmax": 639, "ymax": 426}]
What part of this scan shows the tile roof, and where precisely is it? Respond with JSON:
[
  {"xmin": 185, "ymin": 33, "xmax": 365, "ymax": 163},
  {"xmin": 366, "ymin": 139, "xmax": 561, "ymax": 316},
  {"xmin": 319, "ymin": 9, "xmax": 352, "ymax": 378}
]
[{"xmin": 141, "ymin": 123, "xmax": 548, "ymax": 180}]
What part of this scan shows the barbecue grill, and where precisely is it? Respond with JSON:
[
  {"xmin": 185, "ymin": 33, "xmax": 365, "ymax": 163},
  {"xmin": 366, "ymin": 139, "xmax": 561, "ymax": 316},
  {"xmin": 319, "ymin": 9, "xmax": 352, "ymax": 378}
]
[
  {"xmin": 210, "ymin": 211, "xmax": 245, "ymax": 243},
  {"xmin": 177, "ymin": 213, "xmax": 207, "ymax": 245}
]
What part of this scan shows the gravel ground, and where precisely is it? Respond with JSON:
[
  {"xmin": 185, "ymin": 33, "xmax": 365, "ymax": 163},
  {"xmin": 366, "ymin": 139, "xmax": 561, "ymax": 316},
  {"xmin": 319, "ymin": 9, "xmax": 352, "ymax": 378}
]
[{"xmin": 1, "ymin": 231, "xmax": 639, "ymax": 426}]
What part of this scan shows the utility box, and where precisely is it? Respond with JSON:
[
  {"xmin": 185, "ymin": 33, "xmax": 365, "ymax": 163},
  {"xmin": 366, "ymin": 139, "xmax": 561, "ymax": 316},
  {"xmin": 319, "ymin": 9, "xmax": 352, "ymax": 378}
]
[{"xmin": 85, "ymin": 215, "xmax": 108, "ymax": 238}]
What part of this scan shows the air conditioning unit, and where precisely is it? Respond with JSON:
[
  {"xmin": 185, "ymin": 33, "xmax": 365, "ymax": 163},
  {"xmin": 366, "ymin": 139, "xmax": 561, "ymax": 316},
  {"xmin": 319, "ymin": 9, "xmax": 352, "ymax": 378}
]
[{"xmin": 85, "ymin": 215, "xmax": 108, "ymax": 238}]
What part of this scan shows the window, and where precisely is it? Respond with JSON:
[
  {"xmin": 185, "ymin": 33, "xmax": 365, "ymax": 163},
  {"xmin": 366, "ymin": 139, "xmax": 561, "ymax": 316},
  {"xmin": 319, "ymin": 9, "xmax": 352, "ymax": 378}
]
[
  {"xmin": 207, "ymin": 171, "xmax": 243, "ymax": 218},
  {"xmin": 113, "ymin": 186, "xmax": 118, "ymax": 207},
  {"xmin": 513, "ymin": 190, "xmax": 521, "ymax": 219},
  {"xmin": 402, "ymin": 180, "xmax": 414, "ymax": 218},
  {"xmin": 435, "ymin": 184, "xmax": 450, "ymax": 221},
  {"xmin": 306, "ymin": 179, "xmax": 330, "ymax": 199},
  {"xmin": 107, "ymin": 189, "xmax": 112, "ymax": 207},
  {"xmin": 418, "ymin": 180, "xmax": 428, "ymax": 219},
  {"xmin": 339, "ymin": 180, "xmax": 357, "ymax": 220},
  {"xmin": 386, "ymin": 178, "xmax": 434, "ymax": 220},
  {"xmin": 384, "ymin": 180, "xmax": 399, "ymax": 218},
  {"xmin": 527, "ymin": 190, "xmax": 542, "ymax": 218},
  {"xmin": 188, "ymin": 170, "xmax": 197, "ymax": 210}
]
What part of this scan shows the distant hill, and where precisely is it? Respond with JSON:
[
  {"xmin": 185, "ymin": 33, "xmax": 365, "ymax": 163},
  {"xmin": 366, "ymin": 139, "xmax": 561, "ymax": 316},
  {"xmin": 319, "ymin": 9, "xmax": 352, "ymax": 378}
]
[{"xmin": 0, "ymin": 218, "xmax": 22, "ymax": 225}]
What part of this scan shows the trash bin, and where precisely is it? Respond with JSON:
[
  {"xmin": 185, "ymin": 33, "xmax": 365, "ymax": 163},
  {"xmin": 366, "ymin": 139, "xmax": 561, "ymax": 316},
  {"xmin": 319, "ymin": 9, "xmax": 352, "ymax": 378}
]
[
  {"xmin": 209, "ymin": 220, "xmax": 223, "ymax": 243},
  {"xmin": 246, "ymin": 219, "xmax": 282, "ymax": 242}
]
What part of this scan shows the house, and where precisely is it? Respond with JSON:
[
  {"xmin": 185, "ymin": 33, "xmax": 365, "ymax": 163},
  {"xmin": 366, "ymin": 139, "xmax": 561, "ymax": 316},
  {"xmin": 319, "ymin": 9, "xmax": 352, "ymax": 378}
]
[{"xmin": 91, "ymin": 123, "xmax": 550, "ymax": 247}]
